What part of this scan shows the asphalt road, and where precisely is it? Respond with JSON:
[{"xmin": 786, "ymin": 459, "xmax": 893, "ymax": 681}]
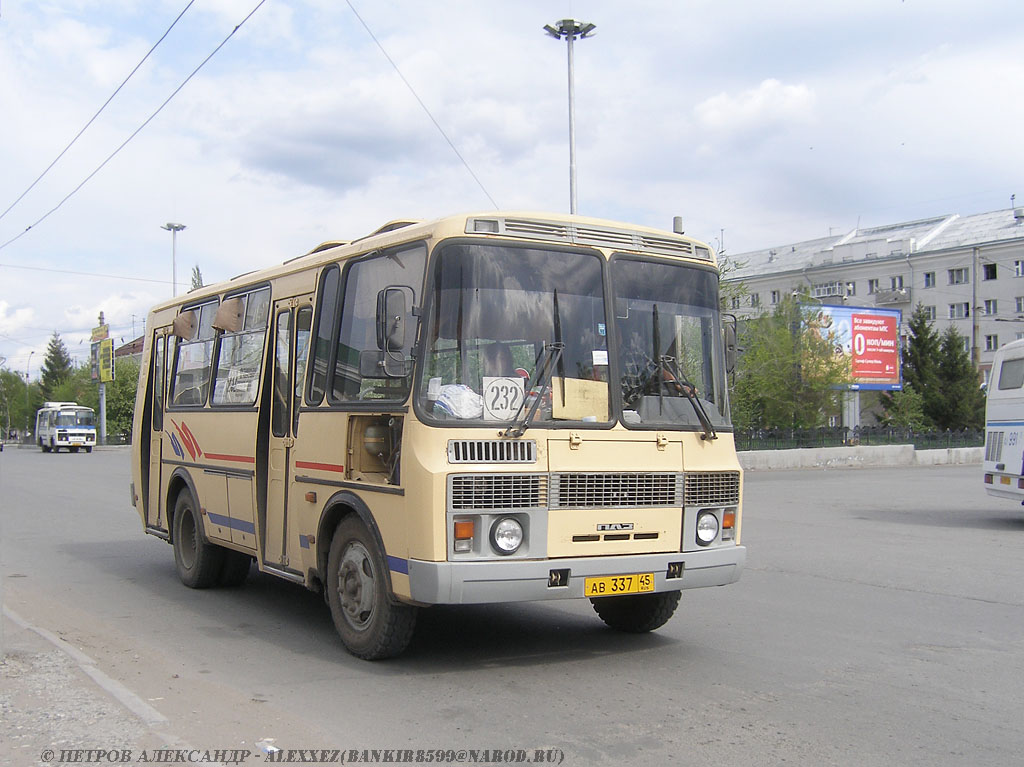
[{"xmin": 2, "ymin": 447, "xmax": 1023, "ymax": 766}]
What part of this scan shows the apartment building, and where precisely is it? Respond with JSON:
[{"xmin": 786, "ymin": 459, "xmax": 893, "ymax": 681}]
[{"xmin": 723, "ymin": 207, "xmax": 1024, "ymax": 384}]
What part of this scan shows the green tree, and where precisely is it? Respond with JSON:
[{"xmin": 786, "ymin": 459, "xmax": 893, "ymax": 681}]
[
  {"xmin": 934, "ymin": 326, "xmax": 985, "ymax": 430},
  {"xmin": 887, "ymin": 303, "xmax": 942, "ymax": 428},
  {"xmin": 877, "ymin": 382, "xmax": 929, "ymax": 430},
  {"xmin": 105, "ymin": 357, "xmax": 140, "ymax": 440},
  {"xmin": 191, "ymin": 264, "xmax": 204, "ymax": 291},
  {"xmin": 731, "ymin": 294, "xmax": 850, "ymax": 429},
  {"xmin": 39, "ymin": 331, "xmax": 74, "ymax": 400}
]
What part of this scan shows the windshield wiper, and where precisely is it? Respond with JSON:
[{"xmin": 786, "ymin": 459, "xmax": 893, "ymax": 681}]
[
  {"xmin": 658, "ymin": 355, "xmax": 717, "ymax": 440},
  {"xmin": 502, "ymin": 343, "xmax": 564, "ymax": 438}
]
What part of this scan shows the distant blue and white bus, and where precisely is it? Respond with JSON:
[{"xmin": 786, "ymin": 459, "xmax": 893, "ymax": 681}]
[
  {"xmin": 984, "ymin": 339, "xmax": 1024, "ymax": 503},
  {"xmin": 36, "ymin": 401, "xmax": 97, "ymax": 453}
]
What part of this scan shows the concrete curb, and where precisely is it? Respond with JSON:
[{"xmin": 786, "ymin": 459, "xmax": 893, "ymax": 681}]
[{"xmin": 738, "ymin": 444, "xmax": 983, "ymax": 471}]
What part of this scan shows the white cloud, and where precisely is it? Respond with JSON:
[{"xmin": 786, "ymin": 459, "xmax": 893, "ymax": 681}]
[{"xmin": 695, "ymin": 79, "xmax": 815, "ymax": 133}]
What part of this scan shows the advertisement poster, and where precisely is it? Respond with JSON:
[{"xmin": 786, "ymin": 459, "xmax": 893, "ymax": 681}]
[{"xmin": 802, "ymin": 304, "xmax": 902, "ymax": 390}]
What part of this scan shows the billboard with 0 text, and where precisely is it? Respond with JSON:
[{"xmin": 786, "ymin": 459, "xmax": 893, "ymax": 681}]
[{"xmin": 801, "ymin": 304, "xmax": 902, "ymax": 390}]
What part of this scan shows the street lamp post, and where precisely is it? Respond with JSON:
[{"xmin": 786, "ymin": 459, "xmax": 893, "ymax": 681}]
[
  {"xmin": 161, "ymin": 223, "xmax": 186, "ymax": 297},
  {"xmin": 24, "ymin": 350, "xmax": 34, "ymax": 442},
  {"xmin": 544, "ymin": 18, "xmax": 595, "ymax": 215}
]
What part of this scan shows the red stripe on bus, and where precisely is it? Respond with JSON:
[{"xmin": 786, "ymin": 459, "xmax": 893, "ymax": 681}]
[
  {"xmin": 295, "ymin": 460, "xmax": 346, "ymax": 473},
  {"xmin": 205, "ymin": 453, "xmax": 256, "ymax": 464},
  {"xmin": 179, "ymin": 421, "xmax": 204, "ymax": 458}
]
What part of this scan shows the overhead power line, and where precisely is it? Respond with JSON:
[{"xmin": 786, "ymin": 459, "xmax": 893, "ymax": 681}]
[
  {"xmin": 344, "ymin": 0, "xmax": 499, "ymax": 210},
  {"xmin": 0, "ymin": 260, "xmax": 170, "ymax": 285},
  {"xmin": 0, "ymin": 0, "xmax": 268, "ymax": 254},
  {"xmin": 0, "ymin": 0, "xmax": 197, "ymax": 225}
]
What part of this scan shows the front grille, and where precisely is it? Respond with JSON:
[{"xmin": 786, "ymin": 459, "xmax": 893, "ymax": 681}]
[
  {"xmin": 985, "ymin": 431, "xmax": 1004, "ymax": 463},
  {"xmin": 684, "ymin": 471, "xmax": 740, "ymax": 506},
  {"xmin": 448, "ymin": 439, "xmax": 536, "ymax": 464},
  {"xmin": 449, "ymin": 474, "xmax": 547, "ymax": 510},
  {"xmin": 549, "ymin": 473, "xmax": 684, "ymax": 509}
]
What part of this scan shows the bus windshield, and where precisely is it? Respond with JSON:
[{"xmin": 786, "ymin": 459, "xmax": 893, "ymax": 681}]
[
  {"xmin": 56, "ymin": 410, "xmax": 95, "ymax": 428},
  {"xmin": 418, "ymin": 243, "xmax": 610, "ymax": 425},
  {"xmin": 612, "ymin": 257, "xmax": 730, "ymax": 430}
]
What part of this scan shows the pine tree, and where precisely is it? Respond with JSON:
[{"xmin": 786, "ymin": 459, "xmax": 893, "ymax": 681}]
[
  {"xmin": 191, "ymin": 264, "xmax": 204, "ymax": 291},
  {"xmin": 39, "ymin": 331, "xmax": 74, "ymax": 400},
  {"xmin": 935, "ymin": 326, "xmax": 985, "ymax": 430},
  {"xmin": 883, "ymin": 304, "xmax": 941, "ymax": 428}
]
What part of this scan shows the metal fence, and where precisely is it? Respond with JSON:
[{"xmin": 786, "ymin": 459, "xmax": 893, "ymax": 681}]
[{"xmin": 734, "ymin": 426, "xmax": 984, "ymax": 451}]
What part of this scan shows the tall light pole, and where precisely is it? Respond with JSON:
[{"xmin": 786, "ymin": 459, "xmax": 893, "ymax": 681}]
[
  {"xmin": 544, "ymin": 18, "xmax": 595, "ymax": 215},
  {"xmin": 161, "ymin": 223, "xmax": 186, "ymax": 297},
  {"xmin": 24, "ymin": 350, "xmax": 34, "ymax": 441}
]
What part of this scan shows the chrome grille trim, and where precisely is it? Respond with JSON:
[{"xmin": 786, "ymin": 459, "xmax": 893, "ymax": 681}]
[
  {"xmin": 684, "ymin": 471, "xmax": 741, "ymax": 506},
  {"xmin": 449, "ymin": 474, "xmax": 548, "ymax": 510},
  {"xmin": 549, "ymin": 472, "xmax": 684, "ymax": 509},
  {"xmin": 466, "ymin": 217, "xmax": 704, "ymax": 259},
  {"xmin": 447, "ymin": 439, "xmax": 537, "ymax": 464},
  {"xmin": 985, "ymin": 431, "xmax": 1004, "ymax": 463}
]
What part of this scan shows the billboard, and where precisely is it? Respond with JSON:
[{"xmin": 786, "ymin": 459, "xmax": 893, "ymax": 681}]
[{"xmin": 802, "ymin": 304, "xmax": 902, "ymax": 390}]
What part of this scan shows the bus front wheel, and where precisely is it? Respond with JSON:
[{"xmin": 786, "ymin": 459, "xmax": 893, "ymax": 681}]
[
  {"xmin": 172, "ymin": 492, "xmax": 224, "ymax": 589},
  {"xmin": 326, "ymin": 516, "xmax": 417, "ymax": 660},
  {"xmin": 591, "ymin": 590, "xmax": 682, "ymax": 633}
]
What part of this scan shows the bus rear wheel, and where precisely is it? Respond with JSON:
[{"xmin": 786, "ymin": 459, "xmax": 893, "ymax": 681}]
[
  {"xmin": 326, "ymin": 516, "xmax": 417, "ymax": 660},
  {"xmin": 591, "ymin": 590, "xmax": 682, "ymax": 633},
  {"xmin": 172, "ymin": 491, "xmax": 224, "ymax": 589}
]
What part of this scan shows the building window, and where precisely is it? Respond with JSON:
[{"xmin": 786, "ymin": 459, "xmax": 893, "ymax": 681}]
[
  {"xmin": 948, "ymin": 268, "xmax": 969, "ymax": 285},
  {"xmin": 730, "ymin": 296, "xmax": 740, "ymax": 310},
  {"xmin": 923, "ymin": 272, "xmax": 935, "ymax": 288},
  {"xmin": 1016, "ymin": 260, "xmax": 1024, "ymax": 277},
  {"xmin": 890, "ymin": 275, "xmax": 904, "ymax": 290},
  {"xmin": 949, "ymin": 302, "xmax": 970, "ymax": 319},
  {"xmin": 985, "ymin": 334, "xmax": 999, "ymax": 351},
  {"xmin": 984, "ymin": 299, "xmax": 998, "ymax": 316},
  {"xmin": 1016, "ymin": 296, "xmax": 1024, "ymax": 313},
  {"xmin": 750, "ymin": 293, "xmax": 760, "ymax": 308},
  {"xmin": 983, "ymin": 263, "xmax": 997, "ymax": 280},
  {"xmin": 770, "ymin": 290, "xmax": 781, "ymax": 305},
  {"xmin": 868, "ymin": 278, "xmax": 879, "ymax": 294},
  {"xmin": 846, "ymin": 281, "xmax": 856, "ymax": 297},
  {"xmin": 811, "ymin": 281, "xmax": 842, "ymax": 298},
  {"xmin": 924, "ymin": 305, "xmax": 937, "ymax": 321},
  {"xmin": 1016, "ymin": 332, "xmax": 1024, "ymax": 341}
]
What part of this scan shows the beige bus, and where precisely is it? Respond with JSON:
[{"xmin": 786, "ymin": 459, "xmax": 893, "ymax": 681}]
[{"xmin": 130, "ymin": 211, "xmax": 745, "ymax": 659}]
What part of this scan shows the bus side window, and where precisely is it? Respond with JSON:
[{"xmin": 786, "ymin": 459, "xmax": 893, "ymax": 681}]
[
  {"xmin": 212, "ymin": 287, "xmax": 271, "ymax": 406},
  {"xmin": 294, "ymin": 306, "xmax": 313, "ymax": 434},
  {"xmin": 309, "ymin": 266, "xmax": 340, "ymax": 406},
  {"xmin": 153, "ymin": 336, "xmax": 165, "ymax": 432},
  {"xmin": 272, "ymin": 310, "xmax": 291, "ymax": 437},
  {"xmin": 170, "ymin": 300, "xmax": 218, "ymax": 407}
]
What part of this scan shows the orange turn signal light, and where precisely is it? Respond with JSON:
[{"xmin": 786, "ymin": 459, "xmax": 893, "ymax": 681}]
[
  {"xmin": 454, "ymin": 520, "xmax": 475, "ymax": 540},
  {"xmin": 722, "ymin": 510, "xmax": 736, "ymax": 529}
]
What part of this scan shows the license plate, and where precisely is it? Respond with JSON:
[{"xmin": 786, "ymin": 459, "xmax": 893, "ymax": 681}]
[{"xmin": 584, "ymin": 572, "xmax": 655, "ymax": 597}]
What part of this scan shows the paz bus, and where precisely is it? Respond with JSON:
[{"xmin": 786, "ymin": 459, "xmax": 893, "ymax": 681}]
[
  {"xmin": 130, "ymin": 211, "xmax": 746, "ymax": 659},
  {"xmin": 984, "ymin": 338, "xmax": 1024, "ymax": 503},
  {"xmin": 36, "ymin": 401, "xmax": 97, "ymax": 453}
]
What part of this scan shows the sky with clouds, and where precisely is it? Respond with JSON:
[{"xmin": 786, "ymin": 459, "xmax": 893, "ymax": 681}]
[{"xmin": 0, "ymin": 0, "xmax": 1021, "ymax": 374}]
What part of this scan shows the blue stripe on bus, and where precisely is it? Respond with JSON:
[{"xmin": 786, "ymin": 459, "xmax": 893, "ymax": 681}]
[
  {"xmin": 987, "ymin": 420, "xmax": 1024, "ymax": 427},
  {"xmin": 299, "ymin": 535, "xmax": 311, "ymax": 549},
  {"xmin": 205, "ymin": 511, "xmax": 256, "ymax": 535},
  {"xmin": 387, "ymin": 555, "xmax": 409, "ymax": 575}
]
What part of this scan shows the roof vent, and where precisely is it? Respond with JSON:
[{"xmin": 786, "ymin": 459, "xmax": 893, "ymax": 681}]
[{"xmin": 1014, "ymin": 207, "xmax": 1024, "ymax": 223}]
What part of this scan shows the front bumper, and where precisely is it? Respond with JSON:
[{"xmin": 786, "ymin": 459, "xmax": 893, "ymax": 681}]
[{"xmin": 407, "ymin": 545, "xmax": 745, "ymax": 605}]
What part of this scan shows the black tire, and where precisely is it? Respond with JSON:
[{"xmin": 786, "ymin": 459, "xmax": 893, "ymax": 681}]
[
  {"xmin": 172, "ymin": 491, "xmax": 224, "ymax": 589},
  {"xmin": 218, "ymin": 549, "xmax": 252, "ymax": 587},
  {"xmin": 85, "ymin": 446, "xmax": 93, "ymax": 453},
  {"xmin": 591, "ymin": 590, "xmax": 682, "ymax": 633},
  {"xmin": 70, "ymin": 446, "xmax": 79, "ymax": 453},
  {"xmin": 326, "ymin": 516, "xmax": 417, "ymax": 660}
]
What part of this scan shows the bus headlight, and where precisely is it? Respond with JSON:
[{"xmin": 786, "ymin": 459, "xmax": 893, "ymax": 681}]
[
  {"xmin": 695, "ymin": 511, "xmax": 719, "ymax": 546},
  {"xmin": 490, "ymin": 517, "xmax": 524, "ymax": 555}
]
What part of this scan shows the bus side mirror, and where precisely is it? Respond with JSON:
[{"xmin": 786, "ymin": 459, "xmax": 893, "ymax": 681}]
[
  {"xmin": 376, "ymin": 288, "xmax": 407, "ymax": 353},
  {"xmin": 723, "ymin": 315, "xmax": 737, "ymax": 374}
]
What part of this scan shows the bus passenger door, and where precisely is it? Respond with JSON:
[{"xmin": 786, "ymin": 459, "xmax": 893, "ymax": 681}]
[
  {"xmin": 265, "ymin": 299, "xmax": 312, "ymax": 570},
  {"xmin": 148, "ymin": 333, "xmax": 167, "ymax": 530}
]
